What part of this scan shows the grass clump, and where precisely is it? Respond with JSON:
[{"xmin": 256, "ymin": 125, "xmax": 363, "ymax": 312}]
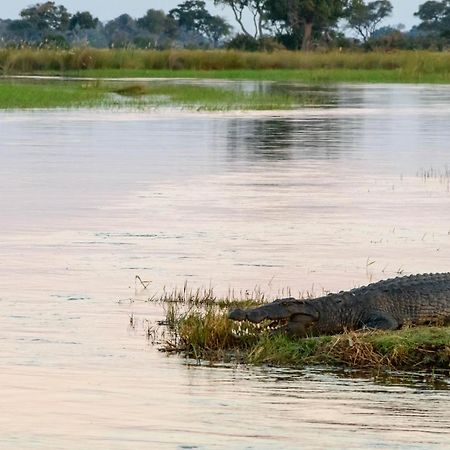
[
  {"xmin": 364, "ymin": 327, "xmax": 450, "ymax": 368},
  {"xmin": 171, "ymin": 308, "xmax": 243, "ymax": 360},
  {"xmin": 159, "ymin": 299, "xmax": 450, "ymax": 372}
]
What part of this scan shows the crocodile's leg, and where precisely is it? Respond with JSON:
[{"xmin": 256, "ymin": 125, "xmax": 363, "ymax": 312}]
[
  {"xmin": 362, "ymin": 311, "xmax": 399, "ymax": 330},
  {"xmin": 285, "ymin": 314, "xmax": 318, "ymax": 337}
]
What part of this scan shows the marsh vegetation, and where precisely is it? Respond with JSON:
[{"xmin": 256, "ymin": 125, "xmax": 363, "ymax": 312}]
[{"xmin": 2, "ymin": 49, "xmax": 450, "ymax": 83}]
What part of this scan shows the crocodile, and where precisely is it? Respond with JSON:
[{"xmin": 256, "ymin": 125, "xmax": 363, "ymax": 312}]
[{"xmin": 229, "ymin": 273, "xmax": 450, "ymax": 337}]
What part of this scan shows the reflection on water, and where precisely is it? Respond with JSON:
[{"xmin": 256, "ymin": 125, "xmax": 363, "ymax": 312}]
[
  {"xmin": 0, "ymin": 83, "xmax": 449, "ymax": 449},
  {"xmin": 226, "ymin": 116, "xmax": 351, "ymax": 161}
]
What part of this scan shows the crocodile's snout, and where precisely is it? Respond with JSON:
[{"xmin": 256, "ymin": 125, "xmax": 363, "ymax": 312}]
[{"xmin": 228, "ymin": 308, "xmax": 247, "ymax": 321}]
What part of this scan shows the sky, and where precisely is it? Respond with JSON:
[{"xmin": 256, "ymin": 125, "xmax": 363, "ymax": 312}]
[{"xmin": 0, "ymin": 1, "xmax": 423, "ymax": 30}]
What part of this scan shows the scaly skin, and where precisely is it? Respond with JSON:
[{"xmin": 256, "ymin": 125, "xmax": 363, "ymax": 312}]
[{"xmin": 229, "ymin": 273, "xmax": 450, "ymax": 337}]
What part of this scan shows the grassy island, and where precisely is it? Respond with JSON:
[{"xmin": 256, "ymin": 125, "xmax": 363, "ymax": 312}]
[
  {"xmin": 156, "ymin": 293, "xmax": 450, "ymax": 373},
  {"xmin": 0, "ymin": 79, "xmax": 321, "ymax": 110}
]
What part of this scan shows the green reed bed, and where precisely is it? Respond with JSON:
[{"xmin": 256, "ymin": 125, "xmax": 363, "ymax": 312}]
[
  {"xmin": 1, "ymin": 48, "xmax": 450, "ymax": 83},
  {"xmin": 0, "ymin": 79, "xmax": 324, "ymax": 110},
  {"xmin": 160, "ymin": 300, "xmax": 450, "ymax": 371}
]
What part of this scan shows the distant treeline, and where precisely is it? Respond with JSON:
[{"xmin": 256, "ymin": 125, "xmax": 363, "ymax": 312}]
[{"xmin": 0, "ymin": 1, "xmax": 449, "ymax": 51}]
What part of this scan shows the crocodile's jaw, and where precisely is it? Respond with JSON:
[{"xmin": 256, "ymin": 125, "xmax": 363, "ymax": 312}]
[{"xmin": 229, "ymin": 299, "xmax": 320, "ymax": 336}]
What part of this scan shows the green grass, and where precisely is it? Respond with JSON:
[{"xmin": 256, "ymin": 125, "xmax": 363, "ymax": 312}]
[
  {"xmin": 161, "ymin": 301, "xmax": 450, "ymax": 371},
  {"xmin": 0, "ymin": 81, "xmax": 106, "ymax": 108},
  {"xmin": 0, "ymin": 79, "xmax": 326, "ymax": 110},
  {"xmin": 2, "ymin": 48, "xmax": 450, "ymax": 84}
]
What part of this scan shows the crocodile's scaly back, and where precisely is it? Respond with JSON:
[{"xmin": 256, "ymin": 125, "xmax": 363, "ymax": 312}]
[{"xmin": 310, "ymin": 273, "xmax": 450, "ymax": 335}]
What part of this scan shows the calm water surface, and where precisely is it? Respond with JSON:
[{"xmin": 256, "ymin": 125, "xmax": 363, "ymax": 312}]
[{"xmin": 0, "ymin": 83, "xmax": 449, "ymax": 448}]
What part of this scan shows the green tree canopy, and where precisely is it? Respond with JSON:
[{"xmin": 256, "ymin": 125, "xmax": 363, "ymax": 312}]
[
  {"xmin": 137, "ymin": 9, "xmax": 171, "ymax": 35},
  {"xmin": 415, "ymin": 1, "xmax": 450, "ymax": 36},
  {"xmin": 135, "ymin": 9, "xmax": 179, "ymax": 47},
  {"xmin": 104, "ymin": 14, "xmax": 138, "ymax": 47},
  {"xmin": 68, "ymin": 11, "xmax": 99, "ymax": 31},
  {"xmin": 265, "ymin": 0, "xmax": 349, "ymax": 50},
  {"xmin": 20, "ymin": 2, "xmax": 70, "ymax": 32},
  {"xmin": 346, "ymin": 0, "xmax": 393, "ymax": 42},
  {"xmin": 169, "ymin": 1, "xmax": 231, "ymax": 46}
]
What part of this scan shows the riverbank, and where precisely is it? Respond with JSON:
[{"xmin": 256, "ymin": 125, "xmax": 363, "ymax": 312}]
[
  {"xmin": 1, "ymin": 48, "xmax": 450, "ymax": 84},
  {"xmin": 159, "ymin": 299, "xmax": 450, "ymax": 372}
]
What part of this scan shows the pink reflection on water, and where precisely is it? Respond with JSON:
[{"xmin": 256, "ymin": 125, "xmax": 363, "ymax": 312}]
[{"xmin": 1, "ymin": 85, "xmax": 450, "ymax": 448}]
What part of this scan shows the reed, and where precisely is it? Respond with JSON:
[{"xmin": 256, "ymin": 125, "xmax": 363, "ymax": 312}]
[{"xmin": 1, "ymin": 48, "xmax": 450, "ymax": 83}]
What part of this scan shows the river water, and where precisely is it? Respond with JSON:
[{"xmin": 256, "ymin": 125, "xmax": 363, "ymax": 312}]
[{"xmin": 0, "ymin": 83, "xmax": 449, "ymax": 448}]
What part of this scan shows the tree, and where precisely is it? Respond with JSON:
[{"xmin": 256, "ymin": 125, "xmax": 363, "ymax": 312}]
[
  {"xmin": 104, "ymin": 14, "xmax": 138, "ymax": 48},
  {"xmin": 137, "ymin": 9, "xmax": 169, "ymax": 35},
  {"xmin": 214, "ymin": 1, "xmax": 268, "ymax": 38},
  {"xmin": 20, "ymin": 2, "xmax": 70, "ymax": 32},
  {"xmin": 66, "ymin": 11, "xmax": 100, "ymax": 47},
  {"xmin": 169, "ymin": 1, "xmax": 231, "ymax": 46},
  {"xmin": 205, "ymin": 15, "xmax": 232, "ymax": 45},
  {"xmin": 69, "ymin": 11, "xmax": 99, "ymax": 31},
  {"xmin": 135, "ymin": 10, "xmax": 178, "ymax": 48},
  {"xmin": 414, "ymin": 1, "xmax": 450, "ymax": 36},
  {"xmin": 7, "ymin": 19, "xmax": 37, "ymax": 42},
  {"xmin": 265, "ymin": 0, "xmax": 349, "ymax": 50},
  {"xmin": 346, "ymin": 0, "xmax": 393, "ymax": 43},
  {"xmin": 169, "ymin": 0, "xmax": 211, "ymax": 32}
]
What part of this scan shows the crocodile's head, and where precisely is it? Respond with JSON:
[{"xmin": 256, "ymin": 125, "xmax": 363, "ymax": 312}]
[{"xmin": 229, "ymin": 298, "xmax": 320, "ymax": 337}]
